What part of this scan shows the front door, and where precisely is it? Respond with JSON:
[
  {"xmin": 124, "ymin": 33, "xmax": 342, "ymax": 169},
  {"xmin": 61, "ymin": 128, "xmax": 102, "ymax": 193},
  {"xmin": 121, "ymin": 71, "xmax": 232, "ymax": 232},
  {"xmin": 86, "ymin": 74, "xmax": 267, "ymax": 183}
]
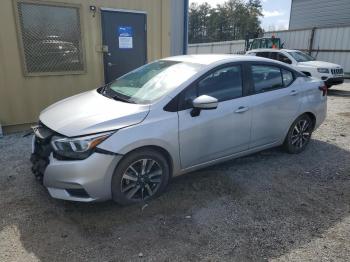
[
  {"xmin": 101, "ymin": 9, "xmax": 147, "ymax": 83},
  {"xmin": 178, "ymin": 64, "xmax": 252, "ymax": 169}
]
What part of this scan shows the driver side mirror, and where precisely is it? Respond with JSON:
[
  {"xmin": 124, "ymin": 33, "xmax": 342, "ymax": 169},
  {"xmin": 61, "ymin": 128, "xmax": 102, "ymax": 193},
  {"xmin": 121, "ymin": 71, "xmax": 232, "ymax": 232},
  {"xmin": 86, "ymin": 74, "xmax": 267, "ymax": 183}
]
[{"xmin": 191, "ymin": 95, "xmax": 218, "ymax": 117}]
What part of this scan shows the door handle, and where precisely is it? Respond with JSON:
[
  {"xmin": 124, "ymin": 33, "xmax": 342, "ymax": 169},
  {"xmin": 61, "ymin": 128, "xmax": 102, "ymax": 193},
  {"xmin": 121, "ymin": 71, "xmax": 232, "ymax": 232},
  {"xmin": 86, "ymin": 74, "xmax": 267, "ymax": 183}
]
[
  {"xmin": 235, "ymin": 106, "xmax": 249, "ymax": 113},
  {"xmin": 107, "ymin": 62, "xmax": 117, "ymax": 67},
  {"xmin": 289, "ymin": 90, "xmax": 298, "ymax": 96}
]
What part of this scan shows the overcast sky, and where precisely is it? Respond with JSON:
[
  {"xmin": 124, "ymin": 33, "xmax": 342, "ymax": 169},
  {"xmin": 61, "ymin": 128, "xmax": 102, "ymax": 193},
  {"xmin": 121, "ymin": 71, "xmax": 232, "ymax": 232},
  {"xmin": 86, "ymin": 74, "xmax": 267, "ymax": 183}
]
[{"xmin": 189, "ymin": 0, "xmax": 292, "ymax": 31}]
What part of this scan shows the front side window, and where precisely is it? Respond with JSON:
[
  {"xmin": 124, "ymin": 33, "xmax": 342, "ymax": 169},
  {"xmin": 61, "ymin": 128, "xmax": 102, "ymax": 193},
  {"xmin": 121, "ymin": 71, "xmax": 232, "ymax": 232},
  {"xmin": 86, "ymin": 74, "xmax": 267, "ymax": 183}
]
[
  {"xmin": 251, "ymin": 40, "xmax": 260, "ymax": 50},
  {"xmin": 287, "ymin": 51, "xmax": 314, "ymax": 62},
  {"xmin": 16, "ymin": 1, "xmax": 84, "ymax": 75},
  {"xmin": 105, "ymin": 60, "xmax": 203, "ymax": 104},
  {"xmin": 277, "ymin": 53, "xmax": 292, "ymax": 64},
  {"xmin": 252, "ymin": 65, "xmax": 283, "ymax": 93},
  {"xmin": 197, "ymin": 65, "xmax": 243, "ymax": 102}
]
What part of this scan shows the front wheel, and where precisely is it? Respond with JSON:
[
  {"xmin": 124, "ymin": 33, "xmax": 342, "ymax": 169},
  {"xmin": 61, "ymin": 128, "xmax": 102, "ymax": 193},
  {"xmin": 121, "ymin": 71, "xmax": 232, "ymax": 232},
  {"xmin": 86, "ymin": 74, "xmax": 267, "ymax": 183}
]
[
  {"xmin": 284, "ymin": 115, "xmax": 313, "ymax": 154},
  {"xmin": 111, "ymin": 149, "xmax": 170, "ymax": 205}
]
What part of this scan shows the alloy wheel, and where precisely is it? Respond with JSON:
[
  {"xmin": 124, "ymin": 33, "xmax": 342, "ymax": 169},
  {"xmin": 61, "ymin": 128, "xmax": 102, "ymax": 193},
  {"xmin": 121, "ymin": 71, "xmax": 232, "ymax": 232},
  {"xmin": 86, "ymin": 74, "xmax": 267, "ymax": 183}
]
[
  {"xmin": 291, "ymin": 119, "xmax": 311, "ymax": 149},
  {"xmin": 120, "ymin": 159, "xmax": 163, "ymax": 201}
]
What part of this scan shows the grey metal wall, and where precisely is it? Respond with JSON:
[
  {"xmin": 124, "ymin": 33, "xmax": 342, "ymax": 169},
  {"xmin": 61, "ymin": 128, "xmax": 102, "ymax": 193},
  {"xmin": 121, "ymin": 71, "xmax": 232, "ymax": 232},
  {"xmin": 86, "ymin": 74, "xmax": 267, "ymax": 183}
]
[
  {"xmin": 311, "ymin": 26, "xmax": 350, "ymax": 74},
  {"xmin": 170, "ymin": 0, "xmax": 185, "ymax": 55},
  {"xmin": 265, "ymin": 29, "xmax": 311, "ymax": 50},
  {"xmin": 188, "ymin": 40, "xmax": 246, "ymax": 55},
  {"xmin": 290, "ymin": 0, "xmax": 350, "ymax": 30}
]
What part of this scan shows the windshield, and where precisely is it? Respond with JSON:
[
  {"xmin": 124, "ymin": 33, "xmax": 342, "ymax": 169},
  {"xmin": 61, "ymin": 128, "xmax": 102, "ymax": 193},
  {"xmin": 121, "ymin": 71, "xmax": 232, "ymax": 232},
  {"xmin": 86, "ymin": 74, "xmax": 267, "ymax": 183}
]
[
  {"xmin": 250, "ymin": 38, "xmax": 280, "ymax": 49},
  {"xmin": 103, "ymin": 60, "xmax": 203, "ymax": 104},
  {"xmin": 287, "ymin": 51, "xmax": 315, "ymax": 62}
]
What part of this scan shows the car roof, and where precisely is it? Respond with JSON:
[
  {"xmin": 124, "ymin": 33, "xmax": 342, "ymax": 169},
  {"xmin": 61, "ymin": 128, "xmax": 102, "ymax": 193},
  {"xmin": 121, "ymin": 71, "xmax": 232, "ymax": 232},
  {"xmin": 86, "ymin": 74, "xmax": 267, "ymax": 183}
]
[
  {"xmin": 162, "ymin": 54, "xmax": 275, "ymax": 65},
  {"xmin": 247, "ymin": 49, "xmax": 300, "ymax": 53}
]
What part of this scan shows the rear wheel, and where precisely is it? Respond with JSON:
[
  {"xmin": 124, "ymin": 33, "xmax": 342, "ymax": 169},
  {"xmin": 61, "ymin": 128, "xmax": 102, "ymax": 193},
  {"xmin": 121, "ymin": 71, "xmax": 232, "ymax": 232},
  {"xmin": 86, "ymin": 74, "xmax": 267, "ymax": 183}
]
[
  {"xmin": 111, "ymin": 149, "xmax": 170, "ymax": 205},
  {"xmin": 284, "ymin": 114, "xmax": 313, "ymax": 154}
]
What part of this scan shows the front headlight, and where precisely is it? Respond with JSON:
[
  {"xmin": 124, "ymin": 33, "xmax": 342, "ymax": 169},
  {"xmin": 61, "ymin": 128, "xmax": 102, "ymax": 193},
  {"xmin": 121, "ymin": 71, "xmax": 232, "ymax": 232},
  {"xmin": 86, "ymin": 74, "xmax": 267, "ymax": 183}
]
[
  {"xmin": 51, "ymin": 131, "xmax": 114, "ymax": 160},
  {"xmin": 317, "ymin": 68, "xmax": 329, "ymax": 73}
]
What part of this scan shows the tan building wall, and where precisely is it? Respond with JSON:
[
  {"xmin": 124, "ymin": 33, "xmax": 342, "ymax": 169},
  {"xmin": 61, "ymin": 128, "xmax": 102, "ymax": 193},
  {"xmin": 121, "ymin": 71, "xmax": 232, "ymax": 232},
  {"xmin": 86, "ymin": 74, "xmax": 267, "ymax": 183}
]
[{"xmin": 0, "ymin": 0, "xmax": 177, "ymax": 133}]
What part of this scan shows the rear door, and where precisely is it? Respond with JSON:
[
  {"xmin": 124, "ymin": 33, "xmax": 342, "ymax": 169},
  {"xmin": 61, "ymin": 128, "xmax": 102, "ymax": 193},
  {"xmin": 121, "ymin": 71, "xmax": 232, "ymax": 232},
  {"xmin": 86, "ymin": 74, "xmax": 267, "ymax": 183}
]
[
  {"xmin": 101, "ymin": 9, "xmax": 147, "ymax": 83},
  {"xmin": 178, "ymin": 64, "xmax": 252, "ymax": 168},
  {"xmin": 248, "ymin": 64, "xmax": 301, "ymax": 148}
]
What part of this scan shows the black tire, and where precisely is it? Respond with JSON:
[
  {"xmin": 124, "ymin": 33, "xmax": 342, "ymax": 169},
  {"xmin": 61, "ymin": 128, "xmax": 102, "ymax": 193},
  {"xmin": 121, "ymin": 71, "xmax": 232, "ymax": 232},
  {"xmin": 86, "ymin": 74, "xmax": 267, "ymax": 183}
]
[
  {"xmin": 283, "ymin": 114, "xmax": 314, "ymax": 154},
  {"xmin": 111, "ymin": 149, "xmax": 170, "ymax": 205}
]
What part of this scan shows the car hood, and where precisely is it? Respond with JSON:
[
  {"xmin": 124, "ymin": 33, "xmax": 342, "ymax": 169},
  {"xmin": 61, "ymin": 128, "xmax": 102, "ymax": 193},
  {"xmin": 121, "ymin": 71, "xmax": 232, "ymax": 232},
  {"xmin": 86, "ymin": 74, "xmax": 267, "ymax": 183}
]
[
  {"xmin": 39, "ymin": 90, "xmax": 150, "ymax": 137},
  {"xmin": 298, "ymin": 61, "xmax": 341, "ymax": 68}
]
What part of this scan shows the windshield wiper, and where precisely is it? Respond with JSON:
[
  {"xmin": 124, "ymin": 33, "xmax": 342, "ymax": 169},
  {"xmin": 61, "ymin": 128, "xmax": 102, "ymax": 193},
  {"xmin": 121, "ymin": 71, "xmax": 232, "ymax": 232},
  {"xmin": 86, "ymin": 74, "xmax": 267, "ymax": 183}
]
[
  {"xmin": 111, "ymin": 94, "xmax": 135, "ymax": 104},
  {"xmin": 99, "ymin": 83, "xmax": 111, "ymax": 95},
  {"xmin": 99, "ymin": 83, "xmax": 135, "ymax": 104}
]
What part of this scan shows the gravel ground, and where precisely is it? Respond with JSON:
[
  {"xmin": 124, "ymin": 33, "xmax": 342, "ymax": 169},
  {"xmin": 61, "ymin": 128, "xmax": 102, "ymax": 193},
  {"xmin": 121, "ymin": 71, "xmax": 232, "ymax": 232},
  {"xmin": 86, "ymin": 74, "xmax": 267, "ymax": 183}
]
[{"xmin": 0, "ymin": 82, "xmax": 350, "ymax": 262}]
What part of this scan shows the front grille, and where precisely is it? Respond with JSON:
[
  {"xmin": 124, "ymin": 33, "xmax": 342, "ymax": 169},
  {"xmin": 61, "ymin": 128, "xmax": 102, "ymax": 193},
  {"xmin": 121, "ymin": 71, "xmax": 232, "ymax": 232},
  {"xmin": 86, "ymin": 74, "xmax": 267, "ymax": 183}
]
[
  {"xmin": 30, "ymin": 124, "xmax": 55, "ymax": 181},
  {"xmin": 331, "ymin": 68, "xmax": 343, "ymax": 75}
]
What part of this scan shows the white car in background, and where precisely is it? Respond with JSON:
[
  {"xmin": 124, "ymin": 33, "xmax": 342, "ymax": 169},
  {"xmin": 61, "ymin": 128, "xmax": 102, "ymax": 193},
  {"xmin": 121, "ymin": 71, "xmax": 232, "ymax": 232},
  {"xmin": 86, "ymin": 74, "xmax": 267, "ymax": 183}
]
[{"xmin": 246, "ymin": 49, "xmax": 344, "ymax": 88}]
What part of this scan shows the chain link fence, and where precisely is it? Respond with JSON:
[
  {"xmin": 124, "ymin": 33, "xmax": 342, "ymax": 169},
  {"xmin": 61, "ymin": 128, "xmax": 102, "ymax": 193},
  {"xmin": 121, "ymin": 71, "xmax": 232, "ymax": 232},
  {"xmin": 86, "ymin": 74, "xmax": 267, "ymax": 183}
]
[{"xmin": 16, "ymin": 1, "xmax": 85, "ymax": 75}]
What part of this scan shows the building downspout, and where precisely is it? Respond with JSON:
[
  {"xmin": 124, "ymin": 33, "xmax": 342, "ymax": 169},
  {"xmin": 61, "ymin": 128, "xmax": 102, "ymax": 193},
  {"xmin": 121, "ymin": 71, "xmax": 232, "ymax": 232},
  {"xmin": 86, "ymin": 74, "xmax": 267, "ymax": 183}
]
[
  {"xmin": 183, "ymin": 0, "xmax": 189, "ymax": 54},
  {"xmin": 308, "ymin": 27, "xmax": 316, "ymax": 55}
]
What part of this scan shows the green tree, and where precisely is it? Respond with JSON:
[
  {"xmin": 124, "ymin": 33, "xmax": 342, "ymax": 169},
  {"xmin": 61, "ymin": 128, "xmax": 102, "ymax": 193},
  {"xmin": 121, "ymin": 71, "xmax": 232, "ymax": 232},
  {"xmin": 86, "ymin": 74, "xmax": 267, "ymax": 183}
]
[
  {"xmin": 188, "ymin": 0, "xmax": 263, "ymax": 43},
  {"xmin": 188, "ymin": 2, "xmax": 211, "ymax": 43}
]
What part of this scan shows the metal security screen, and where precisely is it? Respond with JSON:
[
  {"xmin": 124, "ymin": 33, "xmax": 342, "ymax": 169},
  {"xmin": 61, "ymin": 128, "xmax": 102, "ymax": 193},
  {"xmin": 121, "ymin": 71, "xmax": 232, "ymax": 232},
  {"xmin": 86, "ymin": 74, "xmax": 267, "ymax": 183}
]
[{"xmin": 16, "ymin": 1, "xmax": 85, "ymax": 75}]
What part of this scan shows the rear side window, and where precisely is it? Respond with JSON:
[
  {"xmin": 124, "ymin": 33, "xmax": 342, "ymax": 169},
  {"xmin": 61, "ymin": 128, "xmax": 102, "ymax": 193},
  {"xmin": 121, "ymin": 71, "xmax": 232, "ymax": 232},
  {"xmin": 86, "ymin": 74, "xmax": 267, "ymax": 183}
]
[
  {"xmin": 256, "ymin": 52, "xmax": 269, "ymax": 58},
  {"xmin": 251, "ymin": 65, "xmax": 283, "ymax": 93},
  {"xmin": 282, "ymin": 69, "xmax": 294, "ymax": 86},
  {"xmin": 269, "ymin": 52, "xmax": 278, "ymax": 60},
  {"xmin": 197, "ymin": 65, "xmax": 243, "ymax": 102}
]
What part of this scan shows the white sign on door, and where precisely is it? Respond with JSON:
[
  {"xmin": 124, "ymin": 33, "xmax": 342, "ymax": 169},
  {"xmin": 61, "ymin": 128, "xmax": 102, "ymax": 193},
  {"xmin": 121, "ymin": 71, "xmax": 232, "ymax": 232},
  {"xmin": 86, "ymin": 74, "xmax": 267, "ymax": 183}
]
[{"xmin": 118, "ymin": 26, "xmax": 133, "ymax": 49}]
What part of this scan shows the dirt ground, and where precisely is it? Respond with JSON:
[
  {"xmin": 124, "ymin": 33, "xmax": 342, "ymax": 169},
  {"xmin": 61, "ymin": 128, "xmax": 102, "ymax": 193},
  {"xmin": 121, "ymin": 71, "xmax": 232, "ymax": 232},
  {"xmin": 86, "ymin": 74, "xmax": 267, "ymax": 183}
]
[{"xmin": 1, "ymin": 82, "xmax": 350, "ymax": 262}]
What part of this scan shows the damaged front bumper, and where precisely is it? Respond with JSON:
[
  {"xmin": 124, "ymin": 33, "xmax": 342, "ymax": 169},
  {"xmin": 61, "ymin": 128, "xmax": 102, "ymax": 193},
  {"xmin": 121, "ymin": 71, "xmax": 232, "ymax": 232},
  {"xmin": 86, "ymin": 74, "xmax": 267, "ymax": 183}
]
[
  {"xmin": 30, "ymin": 124, "xmax": 121, "ymax": 202},
  {"xmin": 30, "ymin": 124, "xmax": 54, "ymax": 181}
]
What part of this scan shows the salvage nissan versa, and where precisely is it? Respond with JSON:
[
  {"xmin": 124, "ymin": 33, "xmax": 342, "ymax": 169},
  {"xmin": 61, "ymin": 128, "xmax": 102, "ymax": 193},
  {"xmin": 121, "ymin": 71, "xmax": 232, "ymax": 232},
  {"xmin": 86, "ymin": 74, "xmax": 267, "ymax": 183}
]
[{"xmin": 31, "ymin": 55, "xmax": 327, "ymax": 204}]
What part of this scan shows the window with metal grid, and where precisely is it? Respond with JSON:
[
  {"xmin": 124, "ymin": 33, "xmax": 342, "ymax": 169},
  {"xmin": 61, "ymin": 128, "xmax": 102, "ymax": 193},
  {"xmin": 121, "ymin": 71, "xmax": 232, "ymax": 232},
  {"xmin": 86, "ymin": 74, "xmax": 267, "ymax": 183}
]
[{"xmin": 16, "ymin": 1, "xmax": 85, "ymax": 75}]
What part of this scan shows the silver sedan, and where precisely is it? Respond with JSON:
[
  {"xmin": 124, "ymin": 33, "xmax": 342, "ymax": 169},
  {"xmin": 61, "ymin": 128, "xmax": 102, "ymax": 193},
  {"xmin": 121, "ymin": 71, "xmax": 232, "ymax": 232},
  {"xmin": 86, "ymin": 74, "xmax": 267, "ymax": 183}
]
[{"xmin": 31, "ymin": 55, "xmax": 327, "ymax": 204}]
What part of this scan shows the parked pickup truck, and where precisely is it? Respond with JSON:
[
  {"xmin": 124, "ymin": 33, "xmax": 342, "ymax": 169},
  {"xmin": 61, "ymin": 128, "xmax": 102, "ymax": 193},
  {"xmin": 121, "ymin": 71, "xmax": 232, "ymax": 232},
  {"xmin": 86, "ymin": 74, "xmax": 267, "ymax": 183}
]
[{"xmin": 246, "ymin": 49, "xmax": 344, "ymax": 88}]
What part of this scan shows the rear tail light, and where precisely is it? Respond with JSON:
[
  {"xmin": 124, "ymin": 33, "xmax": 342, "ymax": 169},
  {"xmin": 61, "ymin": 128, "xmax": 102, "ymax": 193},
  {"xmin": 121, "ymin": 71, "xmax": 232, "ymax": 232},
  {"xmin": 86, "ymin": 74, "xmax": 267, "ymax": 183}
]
[{"xmin": 319, "ymin": 85, "xmax": 327, "ymax": 96}]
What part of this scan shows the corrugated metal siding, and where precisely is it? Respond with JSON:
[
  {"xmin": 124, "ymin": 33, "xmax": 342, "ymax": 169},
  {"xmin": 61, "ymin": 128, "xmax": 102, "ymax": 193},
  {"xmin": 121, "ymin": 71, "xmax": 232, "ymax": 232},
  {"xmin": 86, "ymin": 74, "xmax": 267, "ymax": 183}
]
[
  {"xmin": 290, "ymin": 0, "xmax": 350, "ymax": 29},
  {"xmin": 264, "ymin": 29, "xmax": 312, "ymax": 50},
  {"xmin": 313, "ymin": 26, "xmax": 350, "ymax": 50},
  {"xmin": 0, "ymin": 0, "xmax": 181, "ymax": 129},
  {"xmin": 188, "ymin": 40, "xmax": 245, "ymax": 54},
  {"xmin": 312, "ymin": 51, "xmax": 350, "ymax": 74},
  {"xmin": 311, "ymin": 26, "xmax": 350, "ymax": 72}
]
